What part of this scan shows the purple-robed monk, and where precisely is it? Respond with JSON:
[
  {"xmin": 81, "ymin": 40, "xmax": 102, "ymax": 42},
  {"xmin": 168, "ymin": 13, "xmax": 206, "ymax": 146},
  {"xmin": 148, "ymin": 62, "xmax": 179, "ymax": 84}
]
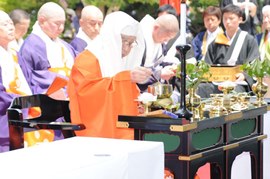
[
  {"xmin": 19, "ymin": 34, "xmax": 77, "ymax": 94},
  {"xmin": 0, "ymin": 55, "xmax": 32, "ymax": 152},
  {"xmin": 70, "ymin": 37, "xmax": 87, "ymax": 53},
  {"xmin": 0, "ymin": 80, "xmax": 15, "ymax": 152},
  {"xmin": 16, "ymin": 33, "xmax": 77, "ymax": 149}
]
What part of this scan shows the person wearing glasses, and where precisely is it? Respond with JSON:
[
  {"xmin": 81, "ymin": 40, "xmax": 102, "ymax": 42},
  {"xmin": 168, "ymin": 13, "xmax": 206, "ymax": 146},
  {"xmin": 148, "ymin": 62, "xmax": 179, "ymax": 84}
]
[
  {"xmin": 68, "ymin": 11, "xmax": 152, "ymax": 139},
  {"xmin": 70, "ymin": 5, "xmax": 103, "ymax": 53}
]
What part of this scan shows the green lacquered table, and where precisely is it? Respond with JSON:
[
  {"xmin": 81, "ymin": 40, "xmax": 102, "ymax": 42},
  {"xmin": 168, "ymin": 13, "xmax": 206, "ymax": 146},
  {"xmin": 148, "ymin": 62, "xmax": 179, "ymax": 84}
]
[{"xmin": 117, "ymin": 105, "xmax": 269, "ymax": 179}]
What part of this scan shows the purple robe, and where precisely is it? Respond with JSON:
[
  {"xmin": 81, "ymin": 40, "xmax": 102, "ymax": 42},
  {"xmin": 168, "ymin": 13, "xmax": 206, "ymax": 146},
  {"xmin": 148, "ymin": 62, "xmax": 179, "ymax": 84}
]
[
  {"xmin": 0, "ymin": 75, "xmax": 15, "ymax": 152},
  {"xmin": 0, "ymin": 53, "xmax": 32, "ymax": 152},
  {"xmin": 70, "ymin": 37, "xmax": 87, "ymax": 53},
  {"xmin": 17, "ymin": 34, "xmax": 77, "ymax": 148},
  {"xmin": 19, "ymin": 34, "xmax": 77, "ymax": 94}
]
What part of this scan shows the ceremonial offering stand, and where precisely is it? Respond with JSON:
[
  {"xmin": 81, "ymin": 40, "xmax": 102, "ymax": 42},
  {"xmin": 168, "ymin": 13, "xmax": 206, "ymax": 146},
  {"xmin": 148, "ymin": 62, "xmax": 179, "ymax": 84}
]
[{"xmin": 117, "ymin": 105, "xmax": 268, "ymax": 179}]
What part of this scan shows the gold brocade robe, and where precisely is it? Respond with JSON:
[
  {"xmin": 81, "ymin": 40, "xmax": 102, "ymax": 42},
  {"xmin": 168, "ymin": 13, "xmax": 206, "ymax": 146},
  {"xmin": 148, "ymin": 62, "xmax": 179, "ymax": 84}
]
[{"xmin": 68, "ymin": 50, "xmax": 140, "ymax": 139}]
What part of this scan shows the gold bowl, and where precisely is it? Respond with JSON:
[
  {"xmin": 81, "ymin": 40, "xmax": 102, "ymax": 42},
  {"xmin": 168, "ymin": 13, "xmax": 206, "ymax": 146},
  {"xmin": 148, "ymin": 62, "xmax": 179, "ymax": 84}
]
[{"xmin": 148, "ymin": 83, "xmax": 173, "ymax": 99}]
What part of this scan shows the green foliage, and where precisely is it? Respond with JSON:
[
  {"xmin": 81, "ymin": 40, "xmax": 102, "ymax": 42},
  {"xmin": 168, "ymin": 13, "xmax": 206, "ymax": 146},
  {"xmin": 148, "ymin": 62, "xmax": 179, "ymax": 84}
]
[
  {"xmin": 67, "ymin": 0, "xmax": 81, "ymax": 9},
  {"xmin": 242, "ymin": 43, "xmax": 270, "ymax": 78},
  {"xmin": 84, "ymin": 0, "xmax": 158, "ymax": 9},
  {"xmin": 0, "ymin": 0, "xmax": 57, "ymax": 12},
  {"xmin": 190, "ymin": 0, "xmax": 219, "ymax": 9},
  {"xmin": 176, "ymin": 60, "xmax": 211, "ymax": 89},
  {"xmin": 0, "ymin": 0, "xmax": 158, "ymax": 12},
  {"xmin": 241, "ymin": 57, "xmax": 270, "ymax": 78},
  {"xmin": 85, "ymin": 0, "xmax": 123, "ymax": 7}
]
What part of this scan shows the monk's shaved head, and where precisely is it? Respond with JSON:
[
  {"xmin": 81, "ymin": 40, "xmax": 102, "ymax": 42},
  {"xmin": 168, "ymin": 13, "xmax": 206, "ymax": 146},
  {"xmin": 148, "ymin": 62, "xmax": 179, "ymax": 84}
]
[
  {"xmin": 38, "ymin": 2, "xmax": 65, "ymax": 20},
  {"xmin": 155, "ymin": 14, "xmax": 179, "ymax": 34},
  {"xmin": 79, "ymin": 5, "xmax": 103, "ymax": 40},
  {"xmin": 81, "ymin": 5, "xmax": 103, "ymax": 20},
  {"xmin": 0, "ymin": 10, "xmax": 11, "ymax": 20},
  {"xmin": 152, "ymin": 14, "xmax": 179, "ymax": 43},
  {"xmin": 0, "ymin": 10, "xmax": 15, "ymax": 48}
]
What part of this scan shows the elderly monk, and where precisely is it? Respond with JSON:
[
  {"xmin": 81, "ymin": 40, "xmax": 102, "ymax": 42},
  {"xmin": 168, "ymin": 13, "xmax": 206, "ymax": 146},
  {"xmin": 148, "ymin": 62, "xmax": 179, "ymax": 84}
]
[
  {"xmin": 68, "ymin": 11, "xmax": 152, "ymax": 139},
  {"xmin": 0, "ymin": 10, "xmax": 34, "ymax": 152},
  {"xmin": 19, "ymin": 2, "xmax": 77, "ymax": 95},
  {"xmin": 18, "ymin": 2, "xmax": 77, "ymax": 147},
  {"xmin": 70, "ymin": 5, "xmax": 103, "ymax": 53},
  {"xmin": 131, "ymin": 13, "xmax": 179, "ymax": 92}
]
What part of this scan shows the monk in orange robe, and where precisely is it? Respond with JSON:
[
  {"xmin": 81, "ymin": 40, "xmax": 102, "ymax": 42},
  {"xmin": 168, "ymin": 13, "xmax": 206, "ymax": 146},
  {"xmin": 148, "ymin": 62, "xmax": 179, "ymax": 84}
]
[{"xmin": 68, "ymin": 11, "xmax": 152, "ymax": 139}]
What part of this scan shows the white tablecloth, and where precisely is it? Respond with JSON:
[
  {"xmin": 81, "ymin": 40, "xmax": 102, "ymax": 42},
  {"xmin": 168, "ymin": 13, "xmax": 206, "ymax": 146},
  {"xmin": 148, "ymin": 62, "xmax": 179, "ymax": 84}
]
[{"xmin": 0, "ymin": 137, "xmax": 164, "ymax": 179}]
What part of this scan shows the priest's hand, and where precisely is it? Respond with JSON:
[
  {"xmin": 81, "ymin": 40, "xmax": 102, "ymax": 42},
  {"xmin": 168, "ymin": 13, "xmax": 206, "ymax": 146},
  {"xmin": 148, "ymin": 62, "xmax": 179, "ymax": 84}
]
[
  {"xmin": 235, "ymin": 72, "xmax": 245, "ymax": 82},
  {"xmin": 160, "ymin": 65, "xmax": 176, "ymax": 81},
  {"xmin": 131, "ymin": 66, "xmax": 152, "ymax": 84}
]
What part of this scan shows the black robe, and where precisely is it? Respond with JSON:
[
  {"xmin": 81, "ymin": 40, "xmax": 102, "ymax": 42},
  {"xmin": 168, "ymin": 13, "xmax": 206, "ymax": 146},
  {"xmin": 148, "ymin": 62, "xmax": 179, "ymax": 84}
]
[
  {"xmin": 205, "ymin": 29, "xmax": 259, "ymax": 65},
  {"xmin": 197, "ymin": 29, "xmax": 259, "ymax": 98}
]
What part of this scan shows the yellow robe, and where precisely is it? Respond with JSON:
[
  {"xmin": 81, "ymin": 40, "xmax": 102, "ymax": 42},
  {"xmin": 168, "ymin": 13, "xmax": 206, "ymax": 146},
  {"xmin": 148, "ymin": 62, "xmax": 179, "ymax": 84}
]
[{"xmin": 68, "ymin": 50, "xmax": 139, "ymax": 139}]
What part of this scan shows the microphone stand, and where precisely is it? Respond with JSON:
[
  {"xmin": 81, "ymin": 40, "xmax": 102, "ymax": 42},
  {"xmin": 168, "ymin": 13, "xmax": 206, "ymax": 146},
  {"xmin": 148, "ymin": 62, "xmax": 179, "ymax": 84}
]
[{"xmin": 174, "ymin": 44, "xmax": 193, "ymax": 120}]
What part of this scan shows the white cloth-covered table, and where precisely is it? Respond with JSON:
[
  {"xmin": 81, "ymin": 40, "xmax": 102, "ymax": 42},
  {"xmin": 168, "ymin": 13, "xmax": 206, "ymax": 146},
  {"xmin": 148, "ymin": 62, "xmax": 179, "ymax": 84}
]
[{"xmin": 0, "ymin": 137, "xmax": 164, "ymax": 179}]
